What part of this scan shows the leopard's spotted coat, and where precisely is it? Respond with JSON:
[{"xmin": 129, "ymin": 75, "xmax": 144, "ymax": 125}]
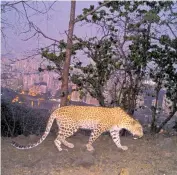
[{"xmin": 11, "ymin": 106, "xmax": 143, "ymax": 151}]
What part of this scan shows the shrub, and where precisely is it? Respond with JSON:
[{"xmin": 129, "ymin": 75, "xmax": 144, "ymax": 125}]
[{"xmin": 1, "ymin": 99, "xmax": 50, "ymax": 137}]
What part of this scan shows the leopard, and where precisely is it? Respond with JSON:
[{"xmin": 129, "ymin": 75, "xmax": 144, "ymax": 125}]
[{"xmin": 11, "ymin": 106, "xmax": 143, "ymax": 152}]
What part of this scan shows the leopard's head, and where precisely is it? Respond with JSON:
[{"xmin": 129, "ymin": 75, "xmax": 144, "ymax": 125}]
[{"xmin": 129, "ymin": 120, "xmax": 143, "ymax": 139}]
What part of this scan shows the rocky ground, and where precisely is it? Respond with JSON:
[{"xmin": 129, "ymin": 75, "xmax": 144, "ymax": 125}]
[{"xmin": 1, "ymin": 132, "xmax": 177, "ymax": 175}]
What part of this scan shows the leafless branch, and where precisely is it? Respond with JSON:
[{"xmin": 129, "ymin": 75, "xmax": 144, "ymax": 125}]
[
  {"xmin": 34, "ymin": 25, "xmax": 59, "ymax": 43},
  {"xmin": 166, "ymin": 23, "xmax": 177, "ymax": 38},
  {"xmin": 23, "ymin": 1, "xmax": 56, "ymax": 15},
  {"xmin": 2, "ymin": 1, "xmax": 58, "ymax": 44}
]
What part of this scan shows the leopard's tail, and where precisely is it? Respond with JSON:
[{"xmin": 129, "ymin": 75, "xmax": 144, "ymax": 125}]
[{"xmin": 11, "ymin": 113, "xmax": 56, "ymax": 149}]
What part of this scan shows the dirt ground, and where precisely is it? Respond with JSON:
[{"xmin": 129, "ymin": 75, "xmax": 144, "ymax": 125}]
[{"xmin": 1, "ymin": 132, "xmax": 177, "ymax": 175}]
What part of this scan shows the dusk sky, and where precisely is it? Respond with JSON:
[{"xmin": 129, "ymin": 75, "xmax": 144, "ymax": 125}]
[
  {"xmin": 2, "ymin": 1, "xmax": 99, "ymax": 60},
  {"xmin": 2, "ymin": 1, "xmax": 175, "ymax": 63}
]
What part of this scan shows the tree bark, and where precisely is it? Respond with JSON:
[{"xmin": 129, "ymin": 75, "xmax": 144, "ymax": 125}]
[
  {"xmin": 151, "ymin": 85, "xmax": 161, "ymax": 132},
  {"xmin": 156, "ymin": 110, "xmax": 177, "ymax": 133},
  {"xmin": 156, "ymin": 94, "xmax": 177, "ymax": 133},
  {"xmin": 60, "ymin": 0, "xmax": 76, "ymax": 107}
]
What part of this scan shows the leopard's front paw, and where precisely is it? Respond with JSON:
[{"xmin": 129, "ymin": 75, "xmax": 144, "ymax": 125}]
[
  {"xmin": 57, "ymin": 146, "xmax": 63, "ymax": 151},
  {"xmin": 121, "ymin": 146, "xmax": 128, "ymax": 151},
  {"xmin": 86, "ymin": 144, "xmax": 95, "ymax": 152},
  {"xmin": 67, "ymin": 143, "xmax": 74, "ymax": 148}
]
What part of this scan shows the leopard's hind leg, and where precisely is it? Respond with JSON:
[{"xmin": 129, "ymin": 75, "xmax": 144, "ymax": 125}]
[
  {"xmin": 54, "ymin": 119, "xmax": 78, "ymax": 151},
  {"xmin": 86, "ymin": 124, "xmax": 106, "ymax": 152}
]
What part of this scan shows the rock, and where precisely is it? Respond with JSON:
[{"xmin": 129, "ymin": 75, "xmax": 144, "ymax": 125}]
[
  {"xmin": 119, "ymin": 168, "xmax": 129, "ymax": 175},
  {"xmin": 72, "ymin": 152, "xmax": 95, "ymax": 167}
]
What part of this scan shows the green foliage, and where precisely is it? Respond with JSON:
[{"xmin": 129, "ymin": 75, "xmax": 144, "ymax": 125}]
[
  {"xmin": 148, "ymin": 34, "xmax": 177, "ymax": 132},
  {"xmin": 144, "ymin": 11, "xmax": 160, "ymax": 23},
  {"xmin": 41, "ymin": 48, "xmax": 65, "ymax": 63},
  {"xmin": 40, "ymin": 1, "xmax": 177, "ymax": 130},
  {"xmin": 71, "ymin": 36, "xmax": 121, "ymax": 106},
  {"xmin": 76, "ymin": 0, "xmax": 177, "ymax": 123},
  {"xmin": 150, "ymin": 35, "xmax": 177, "ymax": 96}
]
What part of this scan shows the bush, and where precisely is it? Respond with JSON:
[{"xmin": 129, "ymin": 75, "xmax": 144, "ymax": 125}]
[
  {"xmin": 1, "ymin": 99, "xmax": 22, "ymax": 137},
  {"xmin": 1, "ymin": 99, "xmax": 50, "ymax": 137}
]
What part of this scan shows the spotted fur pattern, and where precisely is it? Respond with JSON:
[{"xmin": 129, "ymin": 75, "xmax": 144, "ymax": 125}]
[{"xmin": 11, "ymin": 106, "xmax": 143, "ymax": 151}]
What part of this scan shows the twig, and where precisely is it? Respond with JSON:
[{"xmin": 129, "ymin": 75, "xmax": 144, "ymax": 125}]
[{"xmin": 74, "ymin": 1, "xmax": 111, "ymax": 23}]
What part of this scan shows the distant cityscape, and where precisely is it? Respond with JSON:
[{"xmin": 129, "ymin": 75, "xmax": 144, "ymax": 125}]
[
  {"xmin": 1, "ymin": 57, "xmax": 174, "ymax": 115},
  {"xmin": 1, "ymin": 57, "xmax": 100, "ymax": 106}
]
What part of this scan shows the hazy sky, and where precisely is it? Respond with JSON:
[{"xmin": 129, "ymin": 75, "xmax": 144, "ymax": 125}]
[
  {"xmin": 2, "ymin": 1, "xmax": 99, "ymax": 60},
  {"xmin": 2, "ymin": 1, "xmax": 176, "ymax": 62}
]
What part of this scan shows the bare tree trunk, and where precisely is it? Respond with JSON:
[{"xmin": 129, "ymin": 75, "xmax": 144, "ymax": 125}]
[
  {"xmin": 60, "ymin": 0, "xmax": 76, "ymax": 107},
  {"xmin": 156, "ymin": 94, "xmax": 177, "ymax": 133},
  {"xmin": 151, "ymin": 86, "xmax": 160, "ymax": 132},
  {"xmin": 156, "ymin": 110, "xmax": 177, "ymax": 133}
]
